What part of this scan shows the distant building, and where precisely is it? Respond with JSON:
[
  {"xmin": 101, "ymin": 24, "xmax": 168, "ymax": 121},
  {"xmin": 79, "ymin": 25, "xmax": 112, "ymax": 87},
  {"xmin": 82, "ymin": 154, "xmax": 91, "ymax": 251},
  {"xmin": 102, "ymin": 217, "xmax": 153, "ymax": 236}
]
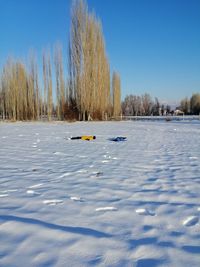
[{"xmin": 174, "ymin": 109, "xmax": 184, "ymax": 116}]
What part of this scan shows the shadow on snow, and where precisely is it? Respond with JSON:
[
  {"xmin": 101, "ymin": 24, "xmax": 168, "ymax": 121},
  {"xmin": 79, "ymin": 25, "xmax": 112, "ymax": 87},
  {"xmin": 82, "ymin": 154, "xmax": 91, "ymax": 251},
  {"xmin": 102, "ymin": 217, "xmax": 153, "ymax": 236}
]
[{"xmin": 0, "ymin": 215, "xmax": 112, "ymax": 238}]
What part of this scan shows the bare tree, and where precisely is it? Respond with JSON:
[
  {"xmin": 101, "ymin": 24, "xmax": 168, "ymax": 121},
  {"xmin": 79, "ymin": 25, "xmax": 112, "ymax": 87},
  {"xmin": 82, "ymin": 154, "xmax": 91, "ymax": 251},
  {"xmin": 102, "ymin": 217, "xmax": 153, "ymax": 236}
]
[
  {"xmin": 95, "ymin": 19, "xmax": 111, "ymax": 119},
  {"xmin": 180, "ymin": 97, "xmax": 190, "ymax": 114},
  {"xmin": 28, "ymin": 52, "xmax": 40, "ymax": 120},
  {"xmin": 47, "ymin": 52, "xmax": 53, "ymax": 120},
  {"xmin": 69, "ymin": 0, "xmax": 112, "ymax": 120},
  {"xmin": 152, "ymin": 97, "xmax": 160, "ymax": 116},
  {"xmin": 43, "ymin": 50, "xmax": 53, "ymax": 120},
  {"xmin": 0, "ymin": 69, "xmax": 6, "ymax": 119},
  {"xmin": 141, "ymin": 93, "xmax": 153, "ymax": 115},
  {"xmin": 69, "ymin": 0, "xmax": 87, "ymax": 120},
  {"xmin": 54, "ymin": 43, "xmax": 65, "ymax": 120},
  {"xmin": 190, "ymin": 93, "xmax": 200, "ymax": 115},
  {"xmin": 112, "ymin": 71, "xmax": 121, "ymax": 118},
  {"xmin": 122, "ymin": 95, "xmax": 143, "ymax": 116},
  {"xmin": 43, "ymin": 51, "xmax": 47, "ymax": 118}
]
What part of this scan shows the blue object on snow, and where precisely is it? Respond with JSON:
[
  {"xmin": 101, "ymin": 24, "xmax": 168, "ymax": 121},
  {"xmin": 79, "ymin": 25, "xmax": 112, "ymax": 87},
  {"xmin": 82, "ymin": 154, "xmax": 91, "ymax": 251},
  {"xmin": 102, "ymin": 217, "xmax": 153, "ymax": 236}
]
[{"xmin": 109, "ymin": 137, "xmax": 127, "ymax": 142}]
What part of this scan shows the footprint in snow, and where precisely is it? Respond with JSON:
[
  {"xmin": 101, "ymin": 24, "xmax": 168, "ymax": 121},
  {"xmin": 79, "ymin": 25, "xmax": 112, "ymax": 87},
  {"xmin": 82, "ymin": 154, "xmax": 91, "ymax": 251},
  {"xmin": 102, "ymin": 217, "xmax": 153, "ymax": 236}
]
[
  {"xmin": 189, "ymin": 156, "xmax": 198, "ymax": 160},
  {"xmin": 103, "ymin": 155, "xmax": 111, "ymax": 159},
  {"xmin": 29, "ymin": 183, "xmax": 43, "ymax": 189},
  {"xmin": 90, "ymin": 172, "xmax": 103, "ymax": 178},
  {"xmin": 102, "ymin": 160, "xmax": 110, "ymax": 163},
  {"xmin": 0, "ymin": 194, "xmax": 9, "ymax": 198},
  {"xmin": 183, "ymin": 216, "xmax": 199, "ymax": 227},
  {"xmin": 1, "ymin": 189, "xmax": 18, "ymax": 193},
  {"xmin": 147, "ymin": 177, "xmax": 158, "ymax": 182},
  {"xmin": 70, "ymin": 196, "xmax": 83, "ymax": 202},
  {"xmin": 77, "ymin": 169, "xmax": 88, "ymax": 173},
  {"xmin": 26, "ymin": 190, "xmax": 41, "ymax": 196},
  {"xmin": 135, "ymin": 208, "xmax": 155, "ymax": 216},
  {"xmin": 96, "ymin": 207, "xmax": 117, "ymax": 212},
  {"xmin": 59, "ymin": 173, "xmax": 72, "ymax": 178},
  {"xmin": 95, "ymin": 171, "xmax": 103, "ymax": 177},
  {"xmin": 53, "ymin": 152, "xmax": 65, "ymax": 155},
  {"xmin": 78, "ymin": 155, "xmax": 87, "ymax": 158},
  {"xmin": 43, "ymin": 199, "xmax": 64, "ymax": 206}
]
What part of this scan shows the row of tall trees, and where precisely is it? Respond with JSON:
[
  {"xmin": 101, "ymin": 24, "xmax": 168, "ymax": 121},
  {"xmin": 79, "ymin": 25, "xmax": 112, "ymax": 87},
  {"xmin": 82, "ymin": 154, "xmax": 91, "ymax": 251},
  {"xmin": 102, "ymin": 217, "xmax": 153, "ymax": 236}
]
[
  {"xmin": 180, "ymin": 93, "xmax": 200, "ymax": 115},
  {"xmin": 0, "ymin": 0, "xmax": 121, "ymax": 121},
  {"xmin": 122, "ymin": 94, "xmax": 172, "ymax": 116},
  {"xmin": 0, "ymin": 56, "xmax": 41, "ymax": 121}
]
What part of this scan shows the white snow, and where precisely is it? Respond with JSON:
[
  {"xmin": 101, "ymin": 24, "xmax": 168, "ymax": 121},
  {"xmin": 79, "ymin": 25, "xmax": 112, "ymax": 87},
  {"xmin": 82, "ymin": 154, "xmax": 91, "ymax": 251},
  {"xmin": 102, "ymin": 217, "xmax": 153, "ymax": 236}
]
[
  {"xmin": 70, "ymin": 196, "xmax": 82, "ymax": 202},
  {"xmin": 0, "ymin": 121, "xmax": 200, "ymax": 267},
  {"xmin": 28, "ymin": 183, "xmax": 43, "ymax": 189},
  {"xmin": 26, "ymin": 190, "xmax": 41, "ymax": 195}
]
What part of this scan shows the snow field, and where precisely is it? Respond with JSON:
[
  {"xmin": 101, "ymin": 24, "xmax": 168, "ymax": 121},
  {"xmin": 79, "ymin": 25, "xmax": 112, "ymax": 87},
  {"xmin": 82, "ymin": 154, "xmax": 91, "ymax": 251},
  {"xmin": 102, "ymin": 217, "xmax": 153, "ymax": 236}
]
[{"xmin": 0, "ymin": 121, "xmax": 200, "ymax": 266}]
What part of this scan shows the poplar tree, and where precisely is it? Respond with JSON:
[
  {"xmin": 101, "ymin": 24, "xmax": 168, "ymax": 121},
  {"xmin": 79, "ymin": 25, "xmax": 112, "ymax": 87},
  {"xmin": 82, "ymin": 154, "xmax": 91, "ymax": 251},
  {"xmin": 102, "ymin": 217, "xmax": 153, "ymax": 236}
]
[
  {"xmin": 69, "ymin": 0, "xmax": 112, "ymax": 120},
  {"xmin": 43, "ymin": 50, "xmax": 53, "ymax": 120},
  {"xmin": 112, "ymin": 71, "xmax": 121, "ymax": 118},
  {"xmin": 43, "ymin": 51, "xmax": 47, "ymax": 118},
  {"xmin": 54, "ymin": 43, "xmax": 65, "ymax": 120},
  {"xmin": 47, "ymin": 52, "xmax": 53, "ymax": 120}
]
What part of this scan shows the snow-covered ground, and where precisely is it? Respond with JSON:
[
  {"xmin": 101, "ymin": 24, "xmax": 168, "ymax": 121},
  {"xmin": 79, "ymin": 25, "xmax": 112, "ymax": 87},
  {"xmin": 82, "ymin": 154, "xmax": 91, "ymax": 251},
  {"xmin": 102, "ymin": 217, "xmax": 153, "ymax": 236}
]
[{"xmin": 0, "ymin": 121, "xmax": 200, "ymax": 267}]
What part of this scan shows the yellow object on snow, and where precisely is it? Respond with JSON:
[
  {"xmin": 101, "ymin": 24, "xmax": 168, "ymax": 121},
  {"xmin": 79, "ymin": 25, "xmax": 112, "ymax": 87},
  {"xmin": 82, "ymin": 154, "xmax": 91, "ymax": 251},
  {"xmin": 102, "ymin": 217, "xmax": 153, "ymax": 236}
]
[{"xmin": 81, "ymin": 136, "xmax": 96, "ymax": 141}]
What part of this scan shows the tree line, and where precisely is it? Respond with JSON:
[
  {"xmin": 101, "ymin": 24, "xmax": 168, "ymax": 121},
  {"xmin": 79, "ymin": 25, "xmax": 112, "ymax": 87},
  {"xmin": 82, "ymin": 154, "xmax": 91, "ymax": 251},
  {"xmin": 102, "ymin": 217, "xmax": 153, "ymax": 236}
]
[
  {"xmin": 0, "ymin": 0, "xmax": 121, "ymax": 121},
  {"xmin": 179, "ymin": 93, "xmax": 200, "ymax": 115},
  {"xmin": 122, "ymin": 93, "xmax": 171, "ymax": 116},
  {"xmin": 122, "ymin": 92, "xmax": 200, "ymax": 116}
]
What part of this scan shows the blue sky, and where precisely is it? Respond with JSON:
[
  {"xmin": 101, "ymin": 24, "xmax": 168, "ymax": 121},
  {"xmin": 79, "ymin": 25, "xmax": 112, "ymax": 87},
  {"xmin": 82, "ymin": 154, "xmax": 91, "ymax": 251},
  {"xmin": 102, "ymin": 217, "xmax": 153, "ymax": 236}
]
[{"xmin": 0, "ymin": 0, "xmax": 200, "ymax": 103}]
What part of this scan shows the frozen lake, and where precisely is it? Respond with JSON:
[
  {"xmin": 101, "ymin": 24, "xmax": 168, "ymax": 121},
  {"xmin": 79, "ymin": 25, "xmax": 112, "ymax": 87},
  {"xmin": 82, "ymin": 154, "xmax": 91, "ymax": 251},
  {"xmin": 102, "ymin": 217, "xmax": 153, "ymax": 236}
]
[{"xmin": 0, "ymin": 121, "xmax": 200, "ymax": 266}]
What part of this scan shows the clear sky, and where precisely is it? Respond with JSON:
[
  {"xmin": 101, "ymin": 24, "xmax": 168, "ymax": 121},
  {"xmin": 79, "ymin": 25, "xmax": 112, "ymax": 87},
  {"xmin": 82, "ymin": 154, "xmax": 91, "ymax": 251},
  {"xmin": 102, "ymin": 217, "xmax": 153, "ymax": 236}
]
[{"xmin": 0, "ymin": 0, "xmax": 200, "ymax": 103}]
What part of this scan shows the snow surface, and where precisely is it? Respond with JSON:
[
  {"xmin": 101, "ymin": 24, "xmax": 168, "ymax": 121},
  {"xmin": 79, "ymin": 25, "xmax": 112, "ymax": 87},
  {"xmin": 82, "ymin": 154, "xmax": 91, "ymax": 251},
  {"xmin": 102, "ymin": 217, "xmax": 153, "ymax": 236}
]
[{"xmin": 0, "ymin": 121, "xmax": 200, "ymax": 267}]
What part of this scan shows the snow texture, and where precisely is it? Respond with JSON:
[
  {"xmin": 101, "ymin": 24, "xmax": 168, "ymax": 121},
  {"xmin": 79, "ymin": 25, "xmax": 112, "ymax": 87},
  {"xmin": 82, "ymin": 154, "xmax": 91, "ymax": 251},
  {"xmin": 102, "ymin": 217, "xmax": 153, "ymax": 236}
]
[{"xmin": 0, "ymin": 121, "xmax": 200, "ymax": 267}]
